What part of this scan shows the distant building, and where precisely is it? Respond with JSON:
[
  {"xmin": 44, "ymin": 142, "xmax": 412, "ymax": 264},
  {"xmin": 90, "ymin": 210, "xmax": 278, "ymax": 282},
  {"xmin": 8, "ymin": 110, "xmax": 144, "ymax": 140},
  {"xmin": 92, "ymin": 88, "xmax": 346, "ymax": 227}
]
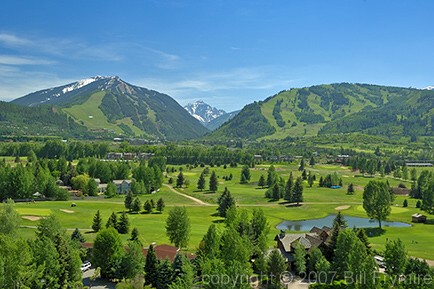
[
  {"xmin": 138, "ymin": 153, "xmax": 155, "ymax": 161},
  {"xmin": 406, "ymin": 163, "xmax": 433, "ymax": 167},
  {"xmin": 106, "ymin": 152, "xmax": 123, "ymax": 160},
  {"xmin": 412, "ymin": 213, "xmax": 427, "ymax": 223},
  {"xmin": 123, "ymin": 153, "xmax": 137, "ymax": 161},
  {"xmin": 112, "ymin": 180, "xmax": 132, "ymax": 194},
  {"xmin": 142, "ymin": 244, "xmax": 196, "ymax": 262}
]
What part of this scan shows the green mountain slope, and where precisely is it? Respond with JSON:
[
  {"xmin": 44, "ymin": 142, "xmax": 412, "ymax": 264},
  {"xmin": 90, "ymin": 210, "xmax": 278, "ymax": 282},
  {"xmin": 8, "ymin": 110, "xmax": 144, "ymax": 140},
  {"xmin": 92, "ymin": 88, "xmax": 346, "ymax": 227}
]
[
  {"xmin": 0, "ymin": 101, "xmax": 89, "ymax": 138},
  {"xmin": 210, "ymin": 83, "xmax": 433, "ymax": 140},
  {"xmin": 12, "ymin": 76, "xmax": 208, "ymax": 140}
]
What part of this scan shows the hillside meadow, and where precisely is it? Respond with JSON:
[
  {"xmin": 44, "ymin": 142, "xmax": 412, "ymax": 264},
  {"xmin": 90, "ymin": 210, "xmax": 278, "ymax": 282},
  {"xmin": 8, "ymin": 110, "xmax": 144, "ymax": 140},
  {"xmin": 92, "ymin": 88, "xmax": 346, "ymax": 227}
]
[{"xmin": 14, "ymin": 163, "xmax": 434, "ymax": 260}]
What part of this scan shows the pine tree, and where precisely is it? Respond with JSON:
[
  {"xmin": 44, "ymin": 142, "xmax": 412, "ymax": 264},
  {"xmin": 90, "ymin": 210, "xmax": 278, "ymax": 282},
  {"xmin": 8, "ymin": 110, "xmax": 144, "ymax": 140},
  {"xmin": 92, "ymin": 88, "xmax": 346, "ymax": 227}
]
[
  {"xmin": 302, "ymin": 169, "xmax": 307, "ymax": 180},
  {"xmin": 132, "ymin": 197, "xmax": 141, "ymax": 213},
  {"xmin": 209, "ymin": 171, "xmax": 218, "ymax": 192},
  {"xmin": 284, "ymin": 173, "xmax": 293, "ymax": 201},
  {"xmin": 292, "ymin": 177, "xmax": 304, "ymax": 205},
  {"xmin": 240, "ymin": 165, "xmax": 251, "ymax": 184},
  {"xmin": 198, "ymin": 224, "xmax": 220, "ymax": 259},
  {"xmin": 403, "ymin": 199, "xmax": 408, "ymax": 207},
  {"xmin": 130, "ymin": 227, "xmax": 139, "ymax": 242},
  {"xmin": 217, "ymin": 187, "xmax": 236, "ymax": 217},
  {"xmin": 298, "ymin": 158, "xmax": 305, "ymax": 171},
  {"xmin": 144, "ymin": 244, "xmax": 159, "ymax": 287},
  {"xmin": 124, "ymin": 190, "xmax": 134, "ymax": 211},
  {"xmin": 144, "ymin": 200, "xmax": 153, "ymax": 214},
  {"xmin": 156, "ymin": 259, "xmax": 174, "ymax": 289},
  {"xmin": 197, "ymin": 172, "xmax": 206, "ymax": 191},
  {"xmin": 308, "ymin": 173, "xmax": 314, "ymax": 187},
  {"xmin": 266, "ymin": 165, "xmax": 276, "ymax": 187},
  {"xmin": 309, "ymin": 156, "xmax": 315, "ymax": 167},
  {"xmin": 92, "ymin": 210, "xmax": 102, "ymax": 232},
  {"xmin": 156, "ymin": 197, "xmax": 165, "ymax": 213},
  {"xmin": 117, "ymin": 211, "xmax": 129, "ymax": 234},
  {"xmin": 347, "ymin": 183, "xmax": 355, "ymax": 195},
  {"xmin": 356, "ymin": 228, "xmax": 372, "ymax": 255},
  {"xmin": 71, "ymin": 228, "xmax": 85, "ymax": 243},
  {"xmin": 272, "ymin": 182, "xmax": 280, "ymax": 200},
  {"xmin": 176, "ymin": 172, "xmax": 184, "ymax": 188},
  {"xmin": 258, "ymin": 174, "xmax": 266, "ymax": 188},
  {"xmin": 106, "ymin": 212, "xmax": 118, "ymax": 229}
]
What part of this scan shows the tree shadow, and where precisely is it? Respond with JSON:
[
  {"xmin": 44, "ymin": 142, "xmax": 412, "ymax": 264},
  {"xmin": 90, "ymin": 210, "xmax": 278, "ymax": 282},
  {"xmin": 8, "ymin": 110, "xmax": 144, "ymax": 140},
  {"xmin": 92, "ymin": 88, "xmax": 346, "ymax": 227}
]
[
  {"xmin": 204, "ymin": 191, "xmax": 216, "ymax": 194},
  {"xmin": 267, "ymin": 199, "xmax": 279, "ymax": 203},
  {"xmin": 210, "ymin": 212, "xmax": 219, "ymax": 217},
  {"xmin": 364, "ymin": 227, "xmax": 385, "ymax": 237},
  {"xmin": 212, "ymin": 219, "xmax": 225, "ymax": 224},
  {"xmin": 285, "ymin": 203, "xmax": 302, "ymax": 208}
]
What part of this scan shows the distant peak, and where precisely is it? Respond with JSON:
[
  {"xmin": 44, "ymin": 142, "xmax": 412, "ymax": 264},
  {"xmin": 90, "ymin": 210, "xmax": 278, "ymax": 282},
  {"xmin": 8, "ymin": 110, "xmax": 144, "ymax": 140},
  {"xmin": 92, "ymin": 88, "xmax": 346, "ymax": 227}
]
[{"xmin": 423, "ymin": 85, "xmax": 434, "ymax": 90}]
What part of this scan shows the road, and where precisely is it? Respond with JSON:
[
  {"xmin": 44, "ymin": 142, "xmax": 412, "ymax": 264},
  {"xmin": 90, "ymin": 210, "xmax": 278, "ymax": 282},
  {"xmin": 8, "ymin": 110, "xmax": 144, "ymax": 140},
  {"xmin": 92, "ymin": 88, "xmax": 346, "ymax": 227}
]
[
  {"xmin": 163, "ymin": 184, "xmax": 211, "ymax": 206},
  {"xmin": 82, "ymin": 268, "xmax": 116, "ymax": 289}
]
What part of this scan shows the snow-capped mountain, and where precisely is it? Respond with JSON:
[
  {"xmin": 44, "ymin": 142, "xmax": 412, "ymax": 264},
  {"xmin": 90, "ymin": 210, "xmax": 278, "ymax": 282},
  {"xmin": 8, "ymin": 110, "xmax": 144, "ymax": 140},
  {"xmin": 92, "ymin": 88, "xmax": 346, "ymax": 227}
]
[
  {"xmin": 12, "ymin": 76, "xmax": 126, "ymax": 106},
  {"xmin": 184, "ymin": 100, "xmax": 227, "ymax": 124},
  {"xmin": 423, "ymin": 86, "xmax": 434, "ymax": 90}
]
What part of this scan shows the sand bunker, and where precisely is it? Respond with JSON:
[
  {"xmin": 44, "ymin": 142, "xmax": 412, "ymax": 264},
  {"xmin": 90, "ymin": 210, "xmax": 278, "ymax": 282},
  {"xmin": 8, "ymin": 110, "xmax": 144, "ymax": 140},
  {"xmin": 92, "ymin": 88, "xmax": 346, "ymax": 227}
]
[
  {"xmin": 22, "ymin": 215, "xmax": 41, "ymax": 221},
  {"xmin": 335, "ymin": 205, "xmax": 351, "ymax": 211},
  {"xmin": 60, "ymin": 209, "xmax": 75, "ymax": 213}
]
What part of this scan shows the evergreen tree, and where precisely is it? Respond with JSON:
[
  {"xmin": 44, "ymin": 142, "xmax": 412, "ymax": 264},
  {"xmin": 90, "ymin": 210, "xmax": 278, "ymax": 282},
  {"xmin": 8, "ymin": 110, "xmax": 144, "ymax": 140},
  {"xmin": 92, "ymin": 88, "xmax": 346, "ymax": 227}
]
[
  {"xmin": 217, "ymin": 187, "xmax": 236, "ymax": 217},
  {"xmin": 157, "ymin": 197, "xmax": 166, "ymax": 213},
  {"xmin": 105, "ymin": 182, "xmax": 117, "ymax": 198},
  {"xmin": 176, "ymin": 171, "xmax": 184, "ymax": 188},
  {"xmin": 240, "ymin": 165, "xmax": 251, "ymax": 184},
  {"xmin": 132, "ymin": 197, "xmax": 142, "ymax": 213},
  {"xmin": 117, "ymin": 211, "xmax": 130, "ymax": 234},
  {"xmin": 272, "ymin": 182, "xmax": 280, "ymax": 200},
  {"xmin": 266, "ymin": 165, "xmax": 277, "ymax": 187},
  {"xmin": 144, "ymin": 244, "xmax": 159, "ymax": 287},
  {"xmin": 144, "ymin": 200, "xmax": 153, "ymax": 214},
  {"xmin": 197, "ymin": 172, "xmax": 206, "ymax": 191},
  {"xmin": 384, "ymin": 239, "xmax": 407, "ymax": 276},
  {"xmin": 267, "ymin": 249, "xmax": 287, "ymax": 287},
  {"xmin": 302, "ymin": 169, "xmax": 307, "ymax": 180},
  {"xmin": 92, "ymin": 210, "xmax": 103, "ymax": 232},
  {"xmin": 106, "ymin": 212, "xmax": 118, "ymax": 229},
  {"xmin": 209, "ymin": 171, "xmax": 218, "ymax": 192},
  {"xmin": 292, "ymin": 177, "xmax": 304, "ymax": 205},
  {"xmin": 356, "ymin": 228, "xmax": 372, "ymax": 255},
  {"xmin": 156, "ymin": 259, "xmax": 174, "ymax": 289},
  {"xmin": 117, "ymin": 240, "xmax": 145, "ymax": 281},
  {"xmin": 71, "ymin": 228, "xmax": 85, "ymax": 243},
  {"xmin": 87, "ymin": 178, "xmax": 98, "ymax": 196},
  {"xmin": 298, "ymin": 158, "xmax": 305, "ymax": 171},
  {"xmin": 130, "ymin": 227, "xmax": 140, "ymax": 242},
  {"xmin": 258, "ymin": 174, "xmax": 266, "ymax": 188},
  {"xmin": 403, "ymin": 199, "xmax": 408, "ymax": 207},
  {"xmin": 347, "ymin": 183, "xmax": 355, "ymax": 195},
  {"xmin": 124, "ymin": 190, "xmax": 134, "ymax": 211},
  {"xmin": 308, "ymin": 173, "xmax": 314, "ymax": 187},
  {"xmin": 294, "ymin": 243, "xmax": 306, "ymax": 275},
  {"xmin": 198, "ymin": 224, "xmax": 220, "ymax": 259},
  {"xmin": 284, "ymin": 173, "xmax": 294, "ymax": 201},
  {"xmin": 309, "ymin": 156, "xmax": 315, "ymax": 167}
]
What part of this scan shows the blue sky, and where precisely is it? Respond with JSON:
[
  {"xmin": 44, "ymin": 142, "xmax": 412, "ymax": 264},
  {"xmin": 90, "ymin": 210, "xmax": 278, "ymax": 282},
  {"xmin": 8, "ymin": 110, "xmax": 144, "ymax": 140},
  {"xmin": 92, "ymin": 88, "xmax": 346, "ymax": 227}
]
[{"xmin": 1, "ymin": 0, "xmax": 433, "ymax": 111}]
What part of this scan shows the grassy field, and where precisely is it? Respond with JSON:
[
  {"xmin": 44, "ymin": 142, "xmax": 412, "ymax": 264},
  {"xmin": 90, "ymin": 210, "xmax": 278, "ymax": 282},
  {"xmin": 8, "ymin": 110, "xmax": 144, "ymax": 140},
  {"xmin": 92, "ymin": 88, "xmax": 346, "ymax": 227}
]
[{"xmin": 14, "ymin": 163, "xmax": 434, "ymax": 260}]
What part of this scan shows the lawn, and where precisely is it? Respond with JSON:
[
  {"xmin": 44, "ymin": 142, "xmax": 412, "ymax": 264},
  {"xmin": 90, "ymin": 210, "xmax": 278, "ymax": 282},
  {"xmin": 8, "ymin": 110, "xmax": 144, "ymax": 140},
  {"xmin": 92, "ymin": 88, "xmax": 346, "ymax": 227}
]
[{"xmin": 14, "ymin": 162, "xmax": 434, "ymax": 260}]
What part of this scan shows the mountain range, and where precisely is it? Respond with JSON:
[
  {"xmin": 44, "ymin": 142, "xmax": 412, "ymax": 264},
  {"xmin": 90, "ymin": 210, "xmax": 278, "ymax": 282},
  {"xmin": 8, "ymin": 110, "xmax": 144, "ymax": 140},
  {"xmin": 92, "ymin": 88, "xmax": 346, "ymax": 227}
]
[
  {"xmin": 183, "ymin": 100, "xmax": 239, "ymax": 130},
  {"xmin": 210, "ymin": 83, "xmax": 434, "ymax": 140},
  {"xmin": 10, "ymin": 76, "xmax": 208, "ymax": 140},
  {"xmin": 3, "ymin": 79, "xmax": 433, "ymax": 141}
]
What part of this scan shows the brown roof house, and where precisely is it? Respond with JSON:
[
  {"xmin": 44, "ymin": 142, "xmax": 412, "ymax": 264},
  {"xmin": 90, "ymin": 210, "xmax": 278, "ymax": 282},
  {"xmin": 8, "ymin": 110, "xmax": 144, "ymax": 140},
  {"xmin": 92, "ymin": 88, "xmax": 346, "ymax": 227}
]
[{"xmin": 275, "ymin": 226, "xmax": 331, "ymax": 269}]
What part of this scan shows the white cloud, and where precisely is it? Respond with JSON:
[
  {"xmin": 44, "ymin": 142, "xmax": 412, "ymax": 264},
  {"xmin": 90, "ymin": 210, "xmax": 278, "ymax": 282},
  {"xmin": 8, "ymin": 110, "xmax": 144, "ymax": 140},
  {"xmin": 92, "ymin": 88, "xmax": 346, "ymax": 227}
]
[{"xmin": 0, "ymin": 55, "xmax": 54, "ymax": 65}]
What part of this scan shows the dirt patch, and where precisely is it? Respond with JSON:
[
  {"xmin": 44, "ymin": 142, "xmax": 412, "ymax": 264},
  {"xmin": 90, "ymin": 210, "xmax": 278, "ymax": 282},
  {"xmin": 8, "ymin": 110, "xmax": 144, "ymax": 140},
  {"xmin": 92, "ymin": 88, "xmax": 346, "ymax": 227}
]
[
  {"xmin": 354, "ymin": 185, "xmax": 364, "ymax": 191},
  {"xmin": 335, "ymin": 205, "xmax": 351, "ymax": 211},
  {"xmin": 60, "ymin": 209, "xmax": 75, "ymax": 213},
  {"xmin": 22, "ymin": 215, "xmax": 41, "ymax": 221}
]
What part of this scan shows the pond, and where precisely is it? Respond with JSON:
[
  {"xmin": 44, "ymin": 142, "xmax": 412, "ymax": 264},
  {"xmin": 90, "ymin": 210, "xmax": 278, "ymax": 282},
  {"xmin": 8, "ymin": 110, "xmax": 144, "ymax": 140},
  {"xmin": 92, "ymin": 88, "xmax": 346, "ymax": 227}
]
[{"xmin": 276, "ymin": 215, "xmax": 411, "ymax": 232}]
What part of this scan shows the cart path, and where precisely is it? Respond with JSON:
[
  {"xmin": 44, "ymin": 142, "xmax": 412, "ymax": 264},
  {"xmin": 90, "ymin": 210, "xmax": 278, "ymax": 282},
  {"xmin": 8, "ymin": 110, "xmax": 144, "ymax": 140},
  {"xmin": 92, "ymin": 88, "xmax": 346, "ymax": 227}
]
[{"xmin": 163, "ymin": 184, "xmax": 211, "ymax": 206}]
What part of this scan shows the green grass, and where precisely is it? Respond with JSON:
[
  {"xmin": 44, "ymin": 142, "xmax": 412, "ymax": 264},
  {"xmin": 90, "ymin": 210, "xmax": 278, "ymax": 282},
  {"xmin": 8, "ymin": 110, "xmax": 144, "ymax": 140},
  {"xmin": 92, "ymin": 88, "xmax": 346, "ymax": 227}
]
[{"xmin": 14, "ymin": 163, "xmax": 434, "ymax": 260}]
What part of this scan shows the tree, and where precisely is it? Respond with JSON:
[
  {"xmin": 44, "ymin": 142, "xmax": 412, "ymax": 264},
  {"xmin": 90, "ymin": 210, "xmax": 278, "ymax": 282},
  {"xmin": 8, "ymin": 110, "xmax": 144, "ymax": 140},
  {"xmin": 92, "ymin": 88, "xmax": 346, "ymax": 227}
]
[
  {"xmin": 0, "ymin": 199, "xmax": 21, "ymax": 235},
  {"xmin": 106, "ymin": 212, "xmax": 118, "ymax": 229},
  {"xmin": 356, "ymin": 228, "xmax": 372, "ymax": 255},
  {"xmin": 298, "ymin": 158, "xmax": 305, "ymax": 171},
  {"xmin": 87, "ymin": 178, "xmax": 98, "ymax": 196},
  {"xmin": 117, "ymin": 211, "xmax": 130, "ymax": 234},
  {"xmin": 117, "ymin": 240, "xmax": 145, "ymax": 281},
  {"xmin": 172, "ymin": 254, "xmax": 194, "ymax": 288},
  {"xmin": 92, "ymin": 210, "xmax": 103, "ymax": 232},
  {"xmin": 156, "ymin": 259, "xmax": 174, "ymax": 289},
  {"xmin": 384, "ymin": 239, "xmax": 407, "ymax": 276},
  {"xmin": 309, "ymin": 156, "xmax": 315, "ymax": 167},
  {"xmin": 176, "ymin": 171, "xmax": 185, "ymax": 188},
  {"xmin": 209, "ymin": 171, "xmax": 218, "ymax": 192},
  {"xmin": 347, "ymin": 183, "xmax": 355, "ymax": 195},
  {"xmin": 403, "ymin": 199, "xmax": 408, "ymax": 207},
  {"xmin": 198, "ymin": 224, "xmax": 220, "ymax": 259},
  {"xmin": 197, "ymin": 172, "xmax": 206, "ymax": 191},
  {"xmin": 267, "ymin": 249, "xmax": 287, "ymax": 287},
  {"xmin": 294, "ymin": 243, "xmax": 306, "ymax": 275},
  {"xmin": 267, "ymin": 165, "xmax": 277, "ymax": 187},
  {"xmin": 130, "ymin": 227, "xmax": 140, "ymax": 242},
  {"xmin": 36, "ymin": 214, "xmax": 64, "ymax": 241},
  {"xmin": 258, "ymin": 174, "xmax": 266, "ymax": 188},
  {"xmin": 132, "ymin": 197, "xmax": 142, "ymax": 213},
  {"xmin": 92, "ymin": 228, "xmax": 124, "ymax": 279},
  {"xmin": 124, "ymin": 190, "xmax": 134, "ymax": 211},
  {"xmin": 284, "ymin": 173, "xmax": 294, "ymax": 202},
  {"xmin": 292, "ymin": 177, "xmax": 304, "ymax": 205},
  {"xmin": 272, "ymin": 182, "xmax": 280, "ymax": 200},
  {"xmin": 144, "ymin": 244, "xmax": 159, "ymax": 287},
  {"xmin": 240, "ymin": 165, "xmax": 251, "ymax": 184},
  {"xmin": 71, "ymin": 228, "xmax": 85, "ymax": 243},
  {"xmin": 106, "ymin": 182, "xmax": 117, "ymax": 198},
  {"xmin": 363, "ymin": 180, "xmax": 392, "ymax": 229},
  {"xmin": 166, "ymin": 207, "xmax": 190, "ymax": 248},
  {"xmin": 157, "ymin": 197, "xmax": 165, "ymax": 213},
  {"xmin": 144, "ymin": 200, "xmax": 153, "ymax": 214},
  {"xmin": 217, "ymin": 187, "xmax": 236, "ymax": 217}
]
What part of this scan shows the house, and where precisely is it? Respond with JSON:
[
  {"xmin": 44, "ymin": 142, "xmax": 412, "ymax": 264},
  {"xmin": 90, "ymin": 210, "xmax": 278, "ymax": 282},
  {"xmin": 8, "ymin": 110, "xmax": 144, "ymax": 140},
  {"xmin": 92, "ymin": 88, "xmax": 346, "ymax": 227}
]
[
  {"xmin": 123, "ymin": 153, "xmax": 137, "ymax": 161},
  {"xmin": 406, "ymin": 162, "xmax": 433, "ymax": 167},
  {"xmin": 112, "ymin": 180, "xmax": 132, "ymax": 194},
  {"xmin": 106, "ymin": 152, "xmax": 123, "ymax": 160},
  {"xmin": 412, "ymin": 213, "xmax": 427, "ymax": 223},
  {"xmin": 275, "ymin": 226, "xmax": 330, "ymax": 269},
  {"xmin": 142, "ymin": 244, "xmax": 196, "ymax": 261},
  {"xmin": 138, "ymin": 153, "xmax": 155, "ymax": 161}
]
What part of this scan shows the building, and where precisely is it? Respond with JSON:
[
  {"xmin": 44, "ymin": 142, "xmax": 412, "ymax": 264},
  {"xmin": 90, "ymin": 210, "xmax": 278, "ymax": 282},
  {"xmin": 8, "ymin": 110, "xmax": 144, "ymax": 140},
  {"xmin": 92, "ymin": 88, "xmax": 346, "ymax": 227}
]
[
  {"xmin": 142, "ymin": 244, "xmax": 196, "ymax": 261},
  {"xmin": 406, "ymin": 163, "xmax": 433, "ymax": 167},
  {"xmin": 412, "ymin": 213, "xmax": 427, "ymax": 223},
  {"xmin": 275, "ymin": 226, "xmax": 331, "ymax": 269},
  {"xmin": 106, "ymin": 152, "xmax": 123, "ymax": 160},
  {"xmin": 112, "ymin": 180, "xmax": 132, "ymax": 194}
]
